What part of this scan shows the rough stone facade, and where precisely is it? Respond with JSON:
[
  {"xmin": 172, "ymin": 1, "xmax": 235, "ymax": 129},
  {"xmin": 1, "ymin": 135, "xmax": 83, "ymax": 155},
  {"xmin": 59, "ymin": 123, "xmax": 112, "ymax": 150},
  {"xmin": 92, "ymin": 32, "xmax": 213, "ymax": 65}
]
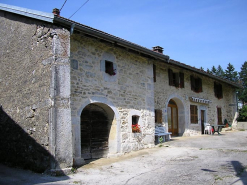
[
  {"xmin": 0, "ymin": 11, "xmax": 72, "ymax": 172},
  {"xmin": 0, "ymin": 4, "xmax": 239, "ymax": 173},
  {"xmin": 154, "ymin": 62, "xmax": 237, "ymax": 136},
  {"xmin": 70, "ymin": 34, "xmax": 155, "ymax": 164}
]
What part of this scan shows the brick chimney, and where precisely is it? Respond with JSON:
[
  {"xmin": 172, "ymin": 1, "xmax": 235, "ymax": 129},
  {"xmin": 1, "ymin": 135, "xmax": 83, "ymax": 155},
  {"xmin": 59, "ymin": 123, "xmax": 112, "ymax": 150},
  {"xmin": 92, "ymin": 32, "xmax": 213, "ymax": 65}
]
[
  {"xmin": 52, "ymin": 8, "xmax": 60, "ymax": 16},
  {"xmin": 152, "ymin": 46, "xmax": 163, "ymax": 54}
]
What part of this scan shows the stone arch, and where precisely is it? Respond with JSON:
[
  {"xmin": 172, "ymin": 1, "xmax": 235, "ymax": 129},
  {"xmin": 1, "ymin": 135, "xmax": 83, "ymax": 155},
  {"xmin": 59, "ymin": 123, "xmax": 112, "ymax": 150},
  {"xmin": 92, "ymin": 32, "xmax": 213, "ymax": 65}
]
[
  {"xmin": 72, "ymin": 97, "xmax": 120, "ymax": 166},
  {"xmin": 165, "ymin": 94, "xmax": 187, "ymax": 136}
]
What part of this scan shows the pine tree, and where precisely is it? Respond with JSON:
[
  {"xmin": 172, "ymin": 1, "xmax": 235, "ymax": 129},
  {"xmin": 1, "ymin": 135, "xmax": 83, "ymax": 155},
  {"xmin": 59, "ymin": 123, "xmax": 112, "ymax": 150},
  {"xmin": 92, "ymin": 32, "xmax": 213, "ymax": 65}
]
[
  {"xmin": 216, "ymin": 65, "xmax": 225, "ymax": 78},
  {"xmin": 224, "ymin": 63, "xmax": 238, "ymax": 82},
  {"xmin": 238, "ymin": 61, "xmax": 247, "ymax": 103},
  {"xmin": 211, "ymin": 66, "xmax": 217, "ymax": 75}
]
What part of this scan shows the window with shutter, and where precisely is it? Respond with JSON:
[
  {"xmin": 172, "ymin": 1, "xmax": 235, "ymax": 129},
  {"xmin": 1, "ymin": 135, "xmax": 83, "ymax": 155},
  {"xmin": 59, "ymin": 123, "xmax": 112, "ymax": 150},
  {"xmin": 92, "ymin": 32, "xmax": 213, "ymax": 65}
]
[
  {"xmin": 191, "ymin": 76, "xmax": 202, "ymax": 93},
  {"xmin": 214, "ymin": 82, "xmax": 223, "ymax": 99},
  {"xmin": 190, "ymin": 105, "xmax": 198, "ymax": 124},
  {"xmin": 168, "ymin": 69, "xmax": 184, "ymax": 88},
  {"xmin": 168, "ymin": 69, "xmax": 173, "ymax": 86}
]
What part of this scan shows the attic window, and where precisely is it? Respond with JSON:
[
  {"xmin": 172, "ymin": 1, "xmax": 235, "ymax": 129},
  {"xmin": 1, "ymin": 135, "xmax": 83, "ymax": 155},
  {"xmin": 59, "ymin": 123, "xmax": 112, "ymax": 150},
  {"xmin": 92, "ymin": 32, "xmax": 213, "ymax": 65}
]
[
  {"xmin": 168, "ymin": 69, "xmax": 184, "ymax": 88},
  {"xmin": 190, "ymin": 76, "xmax": 202, "ymax": 93},
  {"xmin": 105, "ymin": 61, "xmax": 116, "ymax": 76}
]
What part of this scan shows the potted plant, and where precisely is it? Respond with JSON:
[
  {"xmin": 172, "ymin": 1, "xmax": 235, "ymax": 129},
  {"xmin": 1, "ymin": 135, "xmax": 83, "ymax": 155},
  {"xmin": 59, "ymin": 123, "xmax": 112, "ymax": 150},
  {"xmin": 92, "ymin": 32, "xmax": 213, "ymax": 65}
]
[{"xmin": 132, "ymin": 124, "xmax": 141, "ymax": 133}]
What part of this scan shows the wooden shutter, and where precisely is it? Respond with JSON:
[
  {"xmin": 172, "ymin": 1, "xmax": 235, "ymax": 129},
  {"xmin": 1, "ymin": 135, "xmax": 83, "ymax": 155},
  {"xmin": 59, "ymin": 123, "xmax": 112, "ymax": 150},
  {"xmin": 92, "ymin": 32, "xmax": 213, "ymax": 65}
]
[
  {"xmin": 179, "ymin": 72, "xmax": 184, "ymax": 88},
  {"xmin": 190, "ymin": 75, "xmax": 195, "ymax": 91},
  {"xmin": 175, "ymin": 73, "xmax": 179, "ymax": 88},
  {"xmin": 153, "ymin": 64, "xmax": 156, "ymax": 82},
  {"xmin": 219, "ymin": 84, "xmax": 223, "ymax": 99},
  {"xmin": 190, "ymin": 105, "xmax": 198, "ymax": 123},
  {"xmin": 196, "ymin": 78, "xmax": 202, "ymax": 92},
  {"xmin": 214, "ymin": 82, "xmax": 217, "ymax": 97},
  {"xmin": 155, "ymin": 109, "xmax": 162, "ymax": 123},
  {"xmin": 217, "ymin": 108, "xmax": 222, "ymax": 124},
  {"xmin": 168, "ymin": 69, "xmax": 173, "ymax": 86}
]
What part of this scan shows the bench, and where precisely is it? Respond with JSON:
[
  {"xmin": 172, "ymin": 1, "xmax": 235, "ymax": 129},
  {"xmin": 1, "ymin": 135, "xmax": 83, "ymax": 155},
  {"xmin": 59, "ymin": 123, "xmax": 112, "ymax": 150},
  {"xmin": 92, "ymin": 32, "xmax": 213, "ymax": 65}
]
[{"xmin": 155, "ymin": 126, "xmax": 172, "ymax": 144}]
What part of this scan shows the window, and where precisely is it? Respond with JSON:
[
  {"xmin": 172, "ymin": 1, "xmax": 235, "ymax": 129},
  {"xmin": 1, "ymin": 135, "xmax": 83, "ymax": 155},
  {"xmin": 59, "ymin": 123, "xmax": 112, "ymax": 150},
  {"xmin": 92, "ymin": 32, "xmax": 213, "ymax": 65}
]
[
  {"xmin": 190, "ymin": 105, "xmax": 198, "ymax": 124},
  {"xmin": 168, "ymin": 69, "xmax": 184, "ymax": 88},
  {"xmin": 217, "ymin": 108, "xmax": 222, "ymax": 124},
  {"xmin": 214, "ymin": 82, "xmax": 223, "ymax": 99},
  {"xmin": 155, "ymin": 109, "xmax": 162, "ymax": 123},
  {"xmin": 153, "ymin": 64, "xmax": 156, "ymax": 82},
  {"xmin": 105, "ymin": 60, "xmax": 116, "ymax": 76},
  {"xmin": 190, "ymin": 76, "xmax": 202, "ymax": 93},
  {"xmin": 132, "ymin": 115, "xmax": 141, "ymax": 133}
]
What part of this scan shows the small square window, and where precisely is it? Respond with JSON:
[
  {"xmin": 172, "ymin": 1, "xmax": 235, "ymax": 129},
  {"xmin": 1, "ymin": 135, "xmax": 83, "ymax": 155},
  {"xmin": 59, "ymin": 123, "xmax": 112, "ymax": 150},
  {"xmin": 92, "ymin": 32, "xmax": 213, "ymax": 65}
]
[
  {"xmin": 105, "ymin": 61, "xmax": 116, "ymax": 76},
  {"xmin": 132, "ymin": 115, "xmax": 141, "ymax": 133}
]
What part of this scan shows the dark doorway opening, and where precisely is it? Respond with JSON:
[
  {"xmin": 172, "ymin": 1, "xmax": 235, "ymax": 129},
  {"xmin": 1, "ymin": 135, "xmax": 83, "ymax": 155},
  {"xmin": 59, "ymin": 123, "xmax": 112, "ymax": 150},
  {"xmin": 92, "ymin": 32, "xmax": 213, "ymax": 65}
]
[{"xmin": 80, "ymin": 104, "xmax": 112, "ymax": 159}]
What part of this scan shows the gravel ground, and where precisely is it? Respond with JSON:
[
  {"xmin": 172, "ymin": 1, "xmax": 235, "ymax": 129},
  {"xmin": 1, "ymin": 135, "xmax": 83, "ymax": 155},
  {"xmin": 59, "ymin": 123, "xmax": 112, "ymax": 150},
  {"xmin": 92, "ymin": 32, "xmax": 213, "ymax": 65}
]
[{"xmin": 0, "ymin": 130, "xmax": 247, "ymax": 185}]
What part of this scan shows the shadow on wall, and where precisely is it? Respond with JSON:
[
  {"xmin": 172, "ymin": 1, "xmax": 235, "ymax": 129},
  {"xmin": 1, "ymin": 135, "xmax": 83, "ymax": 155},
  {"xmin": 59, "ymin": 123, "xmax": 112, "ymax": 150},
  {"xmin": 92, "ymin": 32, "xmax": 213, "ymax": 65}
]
[{"xmin": 0, "ymin": 106, "xmax": 60, "ymax": 174}]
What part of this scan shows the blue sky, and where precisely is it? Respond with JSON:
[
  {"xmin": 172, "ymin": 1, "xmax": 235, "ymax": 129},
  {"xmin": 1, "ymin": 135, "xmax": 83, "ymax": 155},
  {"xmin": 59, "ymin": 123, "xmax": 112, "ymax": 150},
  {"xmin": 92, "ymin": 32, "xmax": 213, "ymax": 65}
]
[{"xmin": 1, "ymin": 0, "xmax": 247, "ymax": 72}]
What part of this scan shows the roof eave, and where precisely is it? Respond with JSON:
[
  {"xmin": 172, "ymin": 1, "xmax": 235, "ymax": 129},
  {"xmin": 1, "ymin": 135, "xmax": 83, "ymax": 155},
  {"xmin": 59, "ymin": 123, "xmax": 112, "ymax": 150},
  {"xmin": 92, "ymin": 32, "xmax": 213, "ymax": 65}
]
[
  {"xmin": 168, "ymin": 59, "xmax": 242, "ymax": 89},
  {"xmin": 0, "ymin": 3, "xmax": 54, "ymax": 23},
  {"xmin": 53, "ymin": 16, "xmax": 170, "ymax": 62}
]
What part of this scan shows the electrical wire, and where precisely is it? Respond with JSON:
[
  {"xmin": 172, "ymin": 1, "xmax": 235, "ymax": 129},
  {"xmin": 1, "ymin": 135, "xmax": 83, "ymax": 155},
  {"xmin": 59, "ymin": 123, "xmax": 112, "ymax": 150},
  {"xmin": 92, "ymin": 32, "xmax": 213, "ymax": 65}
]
[
  {"xmin": 60, "ymin": 0, "xmax": 68, "ymax": 12},
  {"xmin": 69, "ymin": 0, "xmax": 90, "ymax": 19}
]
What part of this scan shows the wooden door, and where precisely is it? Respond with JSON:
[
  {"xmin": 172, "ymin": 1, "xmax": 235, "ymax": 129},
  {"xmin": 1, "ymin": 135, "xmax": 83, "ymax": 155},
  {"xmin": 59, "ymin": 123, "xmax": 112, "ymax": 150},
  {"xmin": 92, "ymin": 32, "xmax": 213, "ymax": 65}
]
[
  {"xmin": 81, "ymin": 104, "xmax": 110, "ymax": 159},
  {"xmin": 168, "ymin": 100, "xmax": 178, "ymax": 136},
  {"xmin": 201, "ymin": 110, "xmax": 205, "ymax": 134}
]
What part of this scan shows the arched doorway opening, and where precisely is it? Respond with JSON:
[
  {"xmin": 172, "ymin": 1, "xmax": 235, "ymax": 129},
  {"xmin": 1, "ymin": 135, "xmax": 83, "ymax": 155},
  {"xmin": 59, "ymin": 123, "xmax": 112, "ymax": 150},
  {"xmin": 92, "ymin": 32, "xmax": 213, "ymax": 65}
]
[
  {"xmin": 80, "ymin": 103, "xmax": 114, "ymax": 159},
  {"xmin": 168, "ymin": 99, "xmax": 178, "ymax": 136}
]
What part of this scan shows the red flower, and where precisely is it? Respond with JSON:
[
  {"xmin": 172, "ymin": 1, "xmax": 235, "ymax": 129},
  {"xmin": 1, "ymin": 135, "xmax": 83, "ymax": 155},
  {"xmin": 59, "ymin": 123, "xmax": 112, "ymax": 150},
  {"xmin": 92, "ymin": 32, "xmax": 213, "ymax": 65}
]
[{"xmin": 132, "ymin": 124, "xmax": 141, "ymax": 133}]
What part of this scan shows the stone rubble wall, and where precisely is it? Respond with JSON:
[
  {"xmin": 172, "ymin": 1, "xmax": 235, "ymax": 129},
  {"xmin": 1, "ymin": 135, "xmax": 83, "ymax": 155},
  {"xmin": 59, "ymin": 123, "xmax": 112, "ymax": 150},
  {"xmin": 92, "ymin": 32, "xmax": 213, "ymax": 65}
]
[
  {"xmin": 154, "ymin": 62, "xmax": 237, "ymax": 136},
  {"xmin": 70, "ymin": 34, "xmax": 155, "ymax": 155},
  {"xmin": 0, "ymin": 11, "xmax": 72, "ymax": 171}
]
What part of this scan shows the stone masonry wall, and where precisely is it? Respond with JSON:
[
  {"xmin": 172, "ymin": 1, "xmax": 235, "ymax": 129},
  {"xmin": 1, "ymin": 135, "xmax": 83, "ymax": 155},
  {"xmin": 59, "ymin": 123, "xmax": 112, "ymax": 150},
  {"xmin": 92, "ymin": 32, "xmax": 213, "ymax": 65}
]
[
  {"xmin": 0, "ymin": 11, "xmax": 72, "ymax": 171},
  {"xmin": 70, "ymin": 34, "xmax": 155, "ymax": 156},
  {"xmin": 154, "ymin": 62, "xmax": 237, "ymax": 136}
]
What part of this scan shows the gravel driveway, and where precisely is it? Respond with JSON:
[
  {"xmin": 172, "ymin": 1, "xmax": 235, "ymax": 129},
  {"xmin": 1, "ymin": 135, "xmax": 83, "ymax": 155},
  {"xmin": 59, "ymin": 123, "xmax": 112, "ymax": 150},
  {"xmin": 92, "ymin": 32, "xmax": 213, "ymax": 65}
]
[{"xmin": 1, "ymin": 130, "xmax": 247, "ymax": 185}]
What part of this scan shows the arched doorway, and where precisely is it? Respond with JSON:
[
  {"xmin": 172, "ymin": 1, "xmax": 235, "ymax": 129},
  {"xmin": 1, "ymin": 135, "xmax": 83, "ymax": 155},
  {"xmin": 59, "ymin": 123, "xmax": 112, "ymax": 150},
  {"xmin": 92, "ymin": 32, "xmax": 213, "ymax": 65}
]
[
  {"xmin": 80, "ymin": 103, "xmax": 114, "ymax": 159},
  {"xmin": 168, "ymin": 99, "xmax": 178, "ymax": 136}
]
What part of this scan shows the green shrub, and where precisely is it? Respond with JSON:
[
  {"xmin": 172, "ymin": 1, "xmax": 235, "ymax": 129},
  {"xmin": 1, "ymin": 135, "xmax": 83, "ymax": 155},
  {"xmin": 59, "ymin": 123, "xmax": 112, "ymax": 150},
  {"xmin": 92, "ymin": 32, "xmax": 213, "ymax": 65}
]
[{"xmin": 238, "ymin": 105, "xmax": 247, "ymax": 121}]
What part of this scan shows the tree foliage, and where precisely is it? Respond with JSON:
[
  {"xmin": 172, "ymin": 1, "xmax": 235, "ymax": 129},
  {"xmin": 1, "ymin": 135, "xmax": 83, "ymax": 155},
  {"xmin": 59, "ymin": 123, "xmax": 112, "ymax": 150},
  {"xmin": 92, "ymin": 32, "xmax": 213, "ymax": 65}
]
[
  {"xmin": 237, "ymin": 105, "xmax": 247, "ymax": 121},
  {"xmin": 224, "ymin": 63, "xmax": 238, "ymax": 82},
  {"xmin": 238, "ymin": 61, "xmax": 247, "ymax": 103}
]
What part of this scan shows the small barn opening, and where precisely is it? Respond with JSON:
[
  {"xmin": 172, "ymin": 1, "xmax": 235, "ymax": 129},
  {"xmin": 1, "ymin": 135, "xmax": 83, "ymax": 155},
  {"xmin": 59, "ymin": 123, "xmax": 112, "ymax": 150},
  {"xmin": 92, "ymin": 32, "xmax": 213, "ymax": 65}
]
[{"xmin": 80, "ymin": 103, "xmax": 114, "ymax": 159}]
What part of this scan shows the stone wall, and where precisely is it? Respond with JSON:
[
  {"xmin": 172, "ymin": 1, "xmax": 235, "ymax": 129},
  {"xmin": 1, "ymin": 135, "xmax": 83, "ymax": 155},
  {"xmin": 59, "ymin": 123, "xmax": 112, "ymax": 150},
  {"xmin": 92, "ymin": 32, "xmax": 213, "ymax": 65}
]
[
  {"xmin": 0, "ymin": 11, "xmax": 72, "ymax": 171},
  {"xmin": 154, "ymin": 62, "xmax": 237, "ymax": 136},
  {"xmin": 70, "ymin": 34, "xmax": 155, "ymax": 160}
]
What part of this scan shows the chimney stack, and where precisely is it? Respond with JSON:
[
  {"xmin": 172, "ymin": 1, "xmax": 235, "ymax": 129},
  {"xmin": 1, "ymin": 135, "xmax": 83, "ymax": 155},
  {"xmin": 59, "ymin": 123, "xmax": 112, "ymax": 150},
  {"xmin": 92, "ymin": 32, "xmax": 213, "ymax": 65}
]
[
  {"xmin": 152, "ymin": 46, "xmax": 163, "ymax": 54},
  {"xmin": 52, "ymin": 8, "xmax": 60, "ymax": 16}
]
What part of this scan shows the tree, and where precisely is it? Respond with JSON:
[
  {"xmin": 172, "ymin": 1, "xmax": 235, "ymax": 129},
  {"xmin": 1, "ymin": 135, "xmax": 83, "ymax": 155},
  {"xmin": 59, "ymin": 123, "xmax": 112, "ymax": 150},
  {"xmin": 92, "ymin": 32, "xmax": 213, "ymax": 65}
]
[
  {"xmin": 224, "ymin": 63, "xmax": 238, "ymax": 82},
  {"xmin": 238, "ymin": 61, "xmax": 247, "ymax": 104},
  {"xmin": 216, "ymin": 65, "xmax": 225, "ymax": 78},
  {"xmin": 211, "ymin": 66, "xmax": 217, "ymax": 75}
]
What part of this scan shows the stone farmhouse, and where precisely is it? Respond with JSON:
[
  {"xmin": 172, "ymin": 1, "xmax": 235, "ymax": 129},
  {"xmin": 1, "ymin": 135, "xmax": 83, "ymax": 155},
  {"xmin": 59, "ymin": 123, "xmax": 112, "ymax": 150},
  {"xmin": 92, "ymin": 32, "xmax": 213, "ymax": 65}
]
[{"xmin": 0, "ymin": 3, "xmax": 241, "ymax": 173}]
